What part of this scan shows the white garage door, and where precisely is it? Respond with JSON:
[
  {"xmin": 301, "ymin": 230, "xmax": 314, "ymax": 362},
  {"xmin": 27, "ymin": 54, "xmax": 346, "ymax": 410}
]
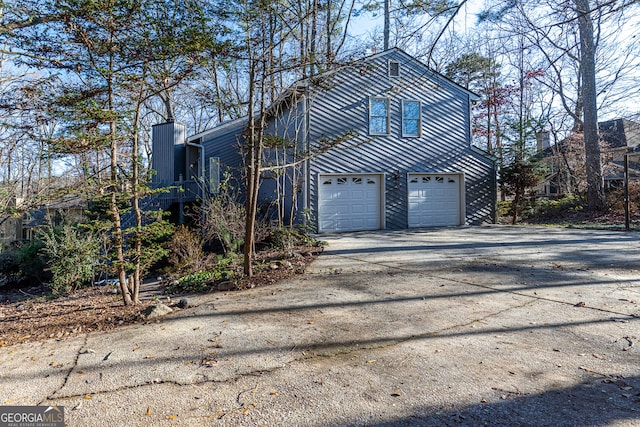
[
  {"xmin": 318, "ymin": 174, "xmax": 382, "ymax": 232},
  {"xmin": 408, "ymin": 174, "xmax": 462, "ymax": 227}
]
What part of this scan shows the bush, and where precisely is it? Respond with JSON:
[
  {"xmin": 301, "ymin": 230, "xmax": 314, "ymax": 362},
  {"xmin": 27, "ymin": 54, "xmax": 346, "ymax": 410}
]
[
  {"xmin": 531, "ymin": 195, "xmax": 585, "ymax": 219},
  {"xmin": 165, "ymin": 255, "xmax": 240, "ymax": 294},
  {"xmin": 165, "ymin": 225, "xmax": 215, "ymax": 276},
  {"xmin": 199, "ymin": 190, "xmax": 246, "ymax": 255},
  {"xmin": 0, "ymin": 240, "xmax": 49, "ymax": 287},
  {"xmin": 607, "ymin": 181, "xmax": 640, "ymax": 213},
  {"xmin": 265, "ymin": 225, "xmax": 319, "ymax": 256},
  {"xmin": 38, "ymin": 222, "xmax": 100, "ymax": 295}
]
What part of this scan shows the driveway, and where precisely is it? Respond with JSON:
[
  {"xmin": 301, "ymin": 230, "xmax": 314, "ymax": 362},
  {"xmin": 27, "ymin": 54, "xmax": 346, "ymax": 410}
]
[{"xmin": 1, "ymin": 225, "xmax": 639, "ymax": 426}]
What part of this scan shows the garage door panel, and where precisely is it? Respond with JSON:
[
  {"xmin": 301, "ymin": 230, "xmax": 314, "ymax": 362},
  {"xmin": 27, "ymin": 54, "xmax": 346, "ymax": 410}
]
[
  {"xmin": 319, "ymin": 174, "xmax": 382, "ymax": 232},
  {"xmin": 408, "ymin": 174, "xmax": 461, "ymax": 227}
]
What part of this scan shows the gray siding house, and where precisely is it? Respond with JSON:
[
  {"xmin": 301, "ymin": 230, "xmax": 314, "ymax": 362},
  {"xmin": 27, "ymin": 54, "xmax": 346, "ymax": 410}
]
[{"xmin": 152, "ymin": 48, "xmax": 497, "ymax": 232}]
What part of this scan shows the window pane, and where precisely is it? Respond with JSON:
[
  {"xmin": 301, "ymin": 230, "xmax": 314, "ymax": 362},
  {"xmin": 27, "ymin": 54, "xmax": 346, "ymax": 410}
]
[
  {"xmin": 404, "ymin": 101, "xmax": 419, "ymax": 119},
  {"xmin": 209, "ymin": 157, "xmax": 220, "ymax": 193},
  {"xmin": 371, "ymin": 99, "xmax": 388, "ymax": 116},
  {"xmin": 370, "ymin": 117, "xmax": 387, "ymax": 134},
  {"xmin": 403, "ymin": 119, "xmax": 418, "ymax": 136},
  {"xmin": 390, "ymin": 61, "xmax": 400, "ymax": 77}
]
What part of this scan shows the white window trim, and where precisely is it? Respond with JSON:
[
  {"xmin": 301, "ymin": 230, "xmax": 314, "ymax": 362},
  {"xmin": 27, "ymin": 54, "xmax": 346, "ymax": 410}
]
[
  {"xmin": 401, "ymin": 99, "xmax": 421, "ymax": 138},
  {"xmin": 389, "ymin": 60, "xmax": 400, "ymax": 78},
  {"xmin": 369, "ymin": 96, "xmax": 390, "ymax": 136}
]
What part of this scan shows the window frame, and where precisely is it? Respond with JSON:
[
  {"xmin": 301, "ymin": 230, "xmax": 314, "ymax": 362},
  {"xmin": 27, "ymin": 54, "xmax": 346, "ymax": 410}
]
[
  {"xmin": 369, "ymin": 96, "xmax": 391, "ymax": 136},
  {"xmin": 401, "ymin": 99, "xmax": 421, "ymax": 138}
]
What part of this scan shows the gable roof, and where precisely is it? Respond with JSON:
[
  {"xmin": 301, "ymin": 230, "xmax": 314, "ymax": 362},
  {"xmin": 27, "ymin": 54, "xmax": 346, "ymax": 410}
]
[
  {"xmin": 188, "ymin": 48, "xmax": 480, "ymax": 143},
  {"xmin": 599, "ymin": 118, "xmax": 640, "ymax": 151}
]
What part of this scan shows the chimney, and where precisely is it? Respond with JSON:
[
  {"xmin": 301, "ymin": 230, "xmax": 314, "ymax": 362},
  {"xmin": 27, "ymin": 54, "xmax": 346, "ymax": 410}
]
[
  {"xmin": 536, "ymin": 131, "xmax": 550, "ymax": 151},
  {"xmin": 151, "ymin": 121, "xmax": 186, "ymax": 185}
]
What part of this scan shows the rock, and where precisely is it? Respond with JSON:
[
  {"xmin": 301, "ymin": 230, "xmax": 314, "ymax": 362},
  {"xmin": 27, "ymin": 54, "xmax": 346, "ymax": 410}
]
[
  {"xmin": 217, "ymin": 281, "xmax": 235, "ymax": 291},
  {"xmin": 177, "ymin": 298, "xmax": 190, "ymax": 309},
  {"xmin": 143, "ymin": 304, "xmax": 173, "ymax": 319}
]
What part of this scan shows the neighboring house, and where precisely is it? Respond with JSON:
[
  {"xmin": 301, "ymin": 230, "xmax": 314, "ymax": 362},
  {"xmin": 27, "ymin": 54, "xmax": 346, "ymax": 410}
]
[
  {"xmin": 537, "ymin": 118, "xmax": 640, "ymax": 198},
  {"xmin": 1, "ymin": 196, "xmax": 87, "ymax": 247},
  {"xmin": 21, "ymin": 197, "xmax": 87, "ymax": 241},
  {"xmin": 151, "ymin": 48, "xmax": 497, "ymax": 232}
]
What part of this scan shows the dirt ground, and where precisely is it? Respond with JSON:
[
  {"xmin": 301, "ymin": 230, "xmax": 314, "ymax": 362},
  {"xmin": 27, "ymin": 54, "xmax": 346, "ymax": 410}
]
[{"xmin": 0, "ymin": 245, "xmax": 321, "ymax": 347}]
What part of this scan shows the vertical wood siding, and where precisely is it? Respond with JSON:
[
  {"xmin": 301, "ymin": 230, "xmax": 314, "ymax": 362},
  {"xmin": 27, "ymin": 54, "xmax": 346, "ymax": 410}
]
[{"xmin": 151, "ymin": 122, "xmax": 186, "ymax": 184}]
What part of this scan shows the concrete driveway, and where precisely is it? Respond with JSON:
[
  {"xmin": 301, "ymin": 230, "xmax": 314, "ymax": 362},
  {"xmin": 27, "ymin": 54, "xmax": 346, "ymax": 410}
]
[{"xmin": 1, "ymin": 225, "xmax": 639, "ymax": 426}]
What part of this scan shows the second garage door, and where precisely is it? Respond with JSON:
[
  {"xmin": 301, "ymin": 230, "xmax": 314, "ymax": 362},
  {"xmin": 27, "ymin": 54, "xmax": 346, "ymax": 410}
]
[
  {"xmin": 318, "ymin": 174, "xmax": 383, "ymax": 232},
  {"xmin": 408, "ymin": 173, "xmax": 462, "ymax": 227}
]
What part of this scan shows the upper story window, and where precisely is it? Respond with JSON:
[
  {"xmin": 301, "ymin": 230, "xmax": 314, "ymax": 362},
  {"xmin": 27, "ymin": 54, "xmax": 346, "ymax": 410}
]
[
  {"xmin": 369, "ymin": 97, "xmax": 390, "ymax": 135},
  {"xmin": 389, "ymin": 60, "xmax": 400, "ymax": 78},
  {"xmin": 402, "ymin": 100, "xmax": 421, "ymax": 137}
]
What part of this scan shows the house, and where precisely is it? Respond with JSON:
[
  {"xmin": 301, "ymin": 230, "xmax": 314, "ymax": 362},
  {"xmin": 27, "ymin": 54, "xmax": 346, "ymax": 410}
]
[
  {"xmin": 537, "ymin": 118, "xmax": 640, "ymax": 197},
  {"xmin": 151, "ymin": 48, "xmax": 497, "ymax": 232}
]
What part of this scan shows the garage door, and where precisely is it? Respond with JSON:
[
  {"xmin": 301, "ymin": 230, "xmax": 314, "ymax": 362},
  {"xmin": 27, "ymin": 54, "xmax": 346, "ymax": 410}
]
[
  {"xmin": 318, "ymin": 174, "xmax": 382, "ymax": 232},
  {"xmin": 408, "ymin": 174, "xmax": 462, "ymax": 227}
]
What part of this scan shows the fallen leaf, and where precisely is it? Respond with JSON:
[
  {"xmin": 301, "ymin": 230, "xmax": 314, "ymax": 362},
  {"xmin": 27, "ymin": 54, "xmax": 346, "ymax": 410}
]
[
  {"xmin": 269, "ymin": 391, "xmax": 279, "ymax": 395},
  {"xmin": 167, "ymin": 415, "xmax": 177, "ymax": 420},
  {"xmin": 243, "ymin": 406, "xmax": 249, "ymax": 415},
  {"xmin": 146, "ymin": 407, "xmax": 151, "ymax": 416}
]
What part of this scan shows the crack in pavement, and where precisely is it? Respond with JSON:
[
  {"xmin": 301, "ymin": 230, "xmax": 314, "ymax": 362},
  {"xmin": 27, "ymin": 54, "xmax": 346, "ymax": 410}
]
[
  {"xmin": 39, "ymin": 297, "xmax": 541, "ymax": 406},
  {"xmin": 39, "ymin": 334, "xmax": 89, "ymax": 405}
]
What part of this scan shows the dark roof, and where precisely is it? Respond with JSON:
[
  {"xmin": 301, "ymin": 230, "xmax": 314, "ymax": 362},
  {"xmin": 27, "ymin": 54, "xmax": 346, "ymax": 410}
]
[
  {"xmin": 599, "ymin": 119, "xmax": 640, "ymax": 150},
  {"xmin": 540, "ymin": 118, "xmax": 640, "ymax": 157}
]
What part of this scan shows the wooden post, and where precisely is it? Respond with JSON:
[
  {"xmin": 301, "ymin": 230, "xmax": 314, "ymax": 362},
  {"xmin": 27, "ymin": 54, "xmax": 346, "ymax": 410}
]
[{"xmin": 624, "ymin": 153, "xmax": 629, "ymax": 231}]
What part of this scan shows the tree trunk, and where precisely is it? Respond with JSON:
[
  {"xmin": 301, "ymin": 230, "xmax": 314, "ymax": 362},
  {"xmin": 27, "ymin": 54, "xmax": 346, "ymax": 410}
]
[
  {"xmin": 384, "ymin": 0, "xmax": 390, "ymax": 50},
  {"xmin": 107, "ymin": 53, "xmax": 132, "ymax": 306},
  {"xmin": 575, "ymin": 0, "xmax": 605, "ymax": 211},
  {"xmin": 130, "ymin": 100, "xmax": 143, "ymax": 305}
]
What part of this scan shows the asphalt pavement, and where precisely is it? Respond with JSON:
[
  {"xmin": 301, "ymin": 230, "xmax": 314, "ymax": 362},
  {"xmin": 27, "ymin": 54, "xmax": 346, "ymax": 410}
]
[{"xmin": 1, "ymin": 225, "xmax": 639, "ymax": 426}]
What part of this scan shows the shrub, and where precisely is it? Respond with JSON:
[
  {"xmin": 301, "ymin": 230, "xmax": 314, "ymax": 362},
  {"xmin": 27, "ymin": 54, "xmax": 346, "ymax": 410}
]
[
  {"xmin": 37, "ymin": 222, "xmax": 100, "ymax": 295},
  {"xmin": 265, "ymin": 225, "xmax": 319, "ymax": 256},
  {"xmin": 165, "ymin": 225, "xmax": 215, "ymax": 276},
  {"xmin": 607, "ymin": 181, "xmax": 640, "ymax": 213},
  {"xmin": 165, "ymin": 255, "xmax": 240, "ymax": 294},
  {"xmin": 531, "ymin": 195, "xmax": 585, "ymax": 219},
  {"xmin": 198, "ymin": 189, "xmax": 246, "ymax": 255}
]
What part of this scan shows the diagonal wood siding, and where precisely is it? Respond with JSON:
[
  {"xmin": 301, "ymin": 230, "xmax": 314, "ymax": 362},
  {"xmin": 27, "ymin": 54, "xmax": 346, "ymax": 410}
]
[{"xmin": 305, "ymin": 49, "xmax": 495, "ymax": 229}]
